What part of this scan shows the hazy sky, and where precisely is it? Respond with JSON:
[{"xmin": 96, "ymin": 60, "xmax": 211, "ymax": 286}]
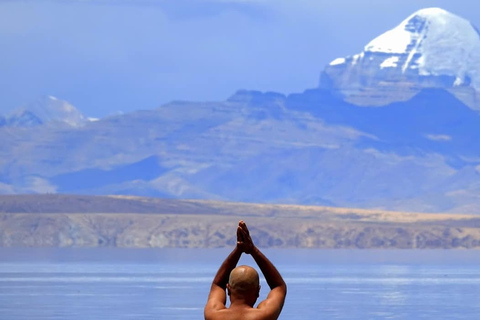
[{"xmin": 1, "ymin": 0, "xmax": 479, "ymax": 117}]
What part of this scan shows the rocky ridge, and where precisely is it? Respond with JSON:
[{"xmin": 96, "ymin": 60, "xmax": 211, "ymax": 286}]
[{"xmin": 1, "ymin": 195, "xmax": 480, "ymax": 249}]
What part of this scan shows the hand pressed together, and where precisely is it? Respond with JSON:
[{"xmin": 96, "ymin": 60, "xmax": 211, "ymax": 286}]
[{"xmin": 236, "ymin": 220, "xmax": 255, "ymax": 254}]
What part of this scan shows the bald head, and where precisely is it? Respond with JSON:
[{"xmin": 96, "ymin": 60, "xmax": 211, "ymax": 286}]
[{"xmin": 228, "ymin": 265, "xmax": 260, "ymax": 295}]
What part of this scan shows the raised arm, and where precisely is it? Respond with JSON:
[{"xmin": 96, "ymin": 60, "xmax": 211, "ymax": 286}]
[
  {"xmin": 204, "ymin": 227, "xmax": 243, "ymax": 319},
  {"xmin": 238, "ymin": 221, "xmax": 287, "ymax": 319}
]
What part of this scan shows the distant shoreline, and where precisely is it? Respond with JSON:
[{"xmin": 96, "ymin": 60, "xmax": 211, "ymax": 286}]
[
  {"xmin": 1, "ymin": 195, "xmax": 480, "ymax": 249},
  {"xmin": 2, "ymin": 247, "xmax": 480, "ymax": 264}
]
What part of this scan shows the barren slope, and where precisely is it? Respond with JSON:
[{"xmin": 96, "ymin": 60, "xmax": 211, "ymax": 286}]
[{"xmin": 0, "ymin": 195, "xmax": 479, "ymax": 249}]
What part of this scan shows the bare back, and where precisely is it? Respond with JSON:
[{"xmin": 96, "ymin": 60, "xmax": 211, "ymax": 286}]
[
  {"xmin": 205, "ymin": 284, "xmax": 285, "ymax": 320},
  {"xmin": 208, "ymin": 307, "xmax": 270, "ymax": 320}
]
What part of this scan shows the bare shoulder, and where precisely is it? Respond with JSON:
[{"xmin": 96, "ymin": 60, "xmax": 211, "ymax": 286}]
[
  {"xmin": 255, "ymin": 286, "xmax": 287, "ymax": 320},
  {"xmin": 251, "ymin": 307, "xmax": 283, "ymax": 320}
]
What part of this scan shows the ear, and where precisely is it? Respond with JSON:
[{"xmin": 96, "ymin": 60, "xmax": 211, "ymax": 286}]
[
  {"xmin": 227, "ymin": 283, "xmax": 231, "ymax": 296},
  {"xmin": 256, "ymin": 285, "xmax": 260, "ymax": 298}
]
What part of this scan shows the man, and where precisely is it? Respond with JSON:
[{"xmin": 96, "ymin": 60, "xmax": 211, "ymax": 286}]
[{"xmin": 204, "ymin": 221, "xmax": 287, "ymax": 320}]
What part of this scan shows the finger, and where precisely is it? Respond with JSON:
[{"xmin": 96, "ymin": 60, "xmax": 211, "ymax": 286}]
[
  {"xmin": 241, "ymin": 230, "xmax": 247, "ymax": 242},
  {"xmin": 239, "ymin": 221, "xmax": 247, "ymax": 231},
  {"xmin": 238, "ymin": 227, "xmax": 246, "ymax": 241},
  {"xmin": 237, "ymin": 226, "xmax": 243, "ymax": 240},
  {"xmin": 242, "ymin": 222, "xmax": 250, "ymax": 236},
  {"xmin": 240, "ymin": 228, "xmax": 250, "ymax": 241}
]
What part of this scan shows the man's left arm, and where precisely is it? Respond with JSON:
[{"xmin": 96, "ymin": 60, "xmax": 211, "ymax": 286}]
[{"xmin": 204, "ymin": 232, "xmax": 243, "ymax": 319}]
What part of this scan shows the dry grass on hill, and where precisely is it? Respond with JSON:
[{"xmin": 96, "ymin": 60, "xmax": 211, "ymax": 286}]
[{"xmin": 0, "ymin": 194, "xmax": 479, "ymax": 249}]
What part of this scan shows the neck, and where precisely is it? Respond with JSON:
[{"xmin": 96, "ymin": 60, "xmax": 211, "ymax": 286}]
[{"xmin": 230, "ymin": 295, "xmax": 256, "ymax": 308}]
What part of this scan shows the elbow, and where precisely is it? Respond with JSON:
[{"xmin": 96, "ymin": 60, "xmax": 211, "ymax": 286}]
[
  {"xmin": 272, "ymin": 280, "xmax": 287, "ymax": 293},
  {"xmin": 278, "ymin": 282, "xmax": 287, "ymax": 296}
]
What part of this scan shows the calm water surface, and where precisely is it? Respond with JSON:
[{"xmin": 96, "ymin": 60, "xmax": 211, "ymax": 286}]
[{"xmin": 1, "ymin": 249, "xmax": 479, "ymax": 320}]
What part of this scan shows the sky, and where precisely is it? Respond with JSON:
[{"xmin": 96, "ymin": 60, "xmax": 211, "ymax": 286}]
[{"xmin": 1, "ymin": 0, "xmax": 480, "ymax": 117}]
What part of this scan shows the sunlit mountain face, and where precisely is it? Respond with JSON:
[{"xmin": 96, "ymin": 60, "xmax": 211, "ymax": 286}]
[{"xmin": 321, "ymin": 8, "xmax": 480, "ymax": 110}]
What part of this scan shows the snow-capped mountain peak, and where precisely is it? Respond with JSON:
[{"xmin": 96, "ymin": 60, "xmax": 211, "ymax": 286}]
[
  {"xmin": 7, "ymin": 96, "xmax": 88, "ymax": 127},
  {"xmin": 320, "ymin": 8, "xmax": 480, "ymax": 109},
  {"xmin": 365, "ymin": 8, "xmax": 461, "ymax": 54},
  {"xmin": 363, "ymin": 7, "xmax": 480, "ymax": 85}
]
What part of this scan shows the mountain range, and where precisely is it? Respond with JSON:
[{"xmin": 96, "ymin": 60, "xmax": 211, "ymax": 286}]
[{"xmin": 1, "ymin": 7, "xmax": 480, "ymax": 214}]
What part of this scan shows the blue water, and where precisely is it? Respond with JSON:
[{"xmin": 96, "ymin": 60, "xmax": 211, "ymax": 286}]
[{"xmin": 1, "ymin": 249, "xmax": 480, "ymax": 319}]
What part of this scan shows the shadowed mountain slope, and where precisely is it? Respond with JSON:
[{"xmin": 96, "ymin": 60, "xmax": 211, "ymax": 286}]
[{"xmin": 1, "ymin": 89, "xmax": 480, "ymax": 213}]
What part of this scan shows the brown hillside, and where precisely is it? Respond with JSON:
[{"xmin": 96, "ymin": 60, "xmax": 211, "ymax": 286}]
[{"xmin": 1, "ymin": 195, "xmax": 479, "ymax": 249}]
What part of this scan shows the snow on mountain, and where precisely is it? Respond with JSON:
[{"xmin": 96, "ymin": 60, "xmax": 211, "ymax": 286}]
[
  {"xmin": 364, "ymin": 8, "xmax": 480, "ymax": 87},
  {"xmin": 320, "ymin": 8, "xmax": 480, "ymax": 109},
  {"xmin": 7, "ymin": 96, "xmax": 88, "ymax": 127}
]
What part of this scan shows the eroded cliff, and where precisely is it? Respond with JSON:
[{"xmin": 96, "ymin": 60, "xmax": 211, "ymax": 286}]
[{"xmin": 1, "ymin": 195, "xmax": 479, "ymax": 249}]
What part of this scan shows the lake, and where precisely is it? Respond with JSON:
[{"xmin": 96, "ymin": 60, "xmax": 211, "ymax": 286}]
[{"xmin": 1, "ymin": 248, "xmax": 480, "ymax": 319}]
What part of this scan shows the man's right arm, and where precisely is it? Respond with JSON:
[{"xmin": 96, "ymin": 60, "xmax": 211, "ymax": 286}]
[{"xmin": 238, "ymin": 221, "xmax": 287, "ymax": 319}]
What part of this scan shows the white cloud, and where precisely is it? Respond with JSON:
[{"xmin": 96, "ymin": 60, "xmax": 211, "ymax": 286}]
[{"xmin": 425, "ymin": 134, "xmax": 452, "ymax": 141}]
